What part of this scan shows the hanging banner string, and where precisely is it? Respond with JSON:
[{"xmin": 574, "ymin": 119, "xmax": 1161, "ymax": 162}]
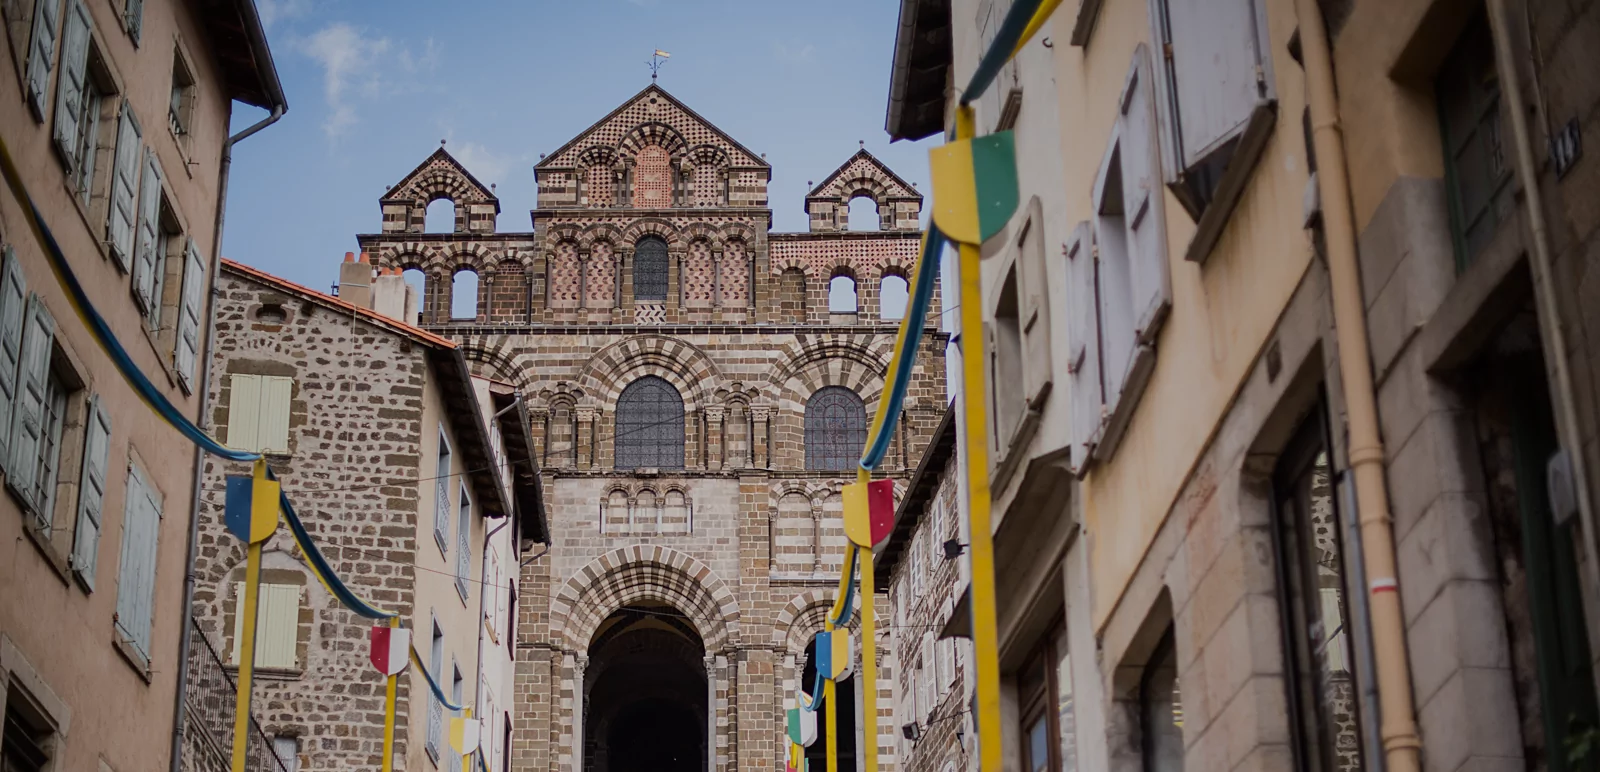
[
  {"xmin": 0, "ymin": 134, "xmax": 256, "ymax": 461},
  {"xmin": 267, "ymin": 466, "xmax": 398, "ymax": 619},
  {"xmin": 858, "ymin": 228, "xmax": 946, "ymax": 471},
  {"xmin": 409, "ymin": 647, "xmax": 467, "ymax": 712}
]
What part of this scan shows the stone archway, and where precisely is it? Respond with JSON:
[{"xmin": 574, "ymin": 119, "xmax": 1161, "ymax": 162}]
[{"xmin": 584, "ymin": 607, "xmax": 707, "ymax": 772}]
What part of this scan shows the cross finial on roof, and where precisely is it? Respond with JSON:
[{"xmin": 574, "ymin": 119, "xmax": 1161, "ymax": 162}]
[{"xmin": 441, "ymin": 139, "xmax": 446, "ymax": 146}]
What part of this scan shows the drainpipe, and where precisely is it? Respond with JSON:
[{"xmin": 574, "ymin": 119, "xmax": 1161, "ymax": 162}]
[
  {"xmin": 1294, "ymin": 1, "xmax": 1423, "ymax": 770},
  {"xmin": 168, "ymin": 94, "xmax": 285, "ymax": 772},
  {"xmin": 1485, "ymin": 0, "xmax": 1600, "ymax": 608}
]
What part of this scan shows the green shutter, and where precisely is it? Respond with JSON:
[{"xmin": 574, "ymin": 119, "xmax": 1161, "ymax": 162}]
[
  {"xmin": 0, "ymin": 247, "xmax": 27, "ymax": 472},
  {"xmin": 174, "ymin": 238, "xmax": 205, "ymax": 389},
  {"xmin": 132, "ymin": 147, "xmax": 163, "ymax": 311},
  {"xmin": 51, "ymin": 0, "xmax": 91, "ymax": 165},
  {"xmin": 71, "ymin": 395, "xmax": 111, "ymax": 589},
  {"xmin": 6, "ymin": 294, "xmax": 55, "ymax": 515},
  {"xmin": 24, "ymin": 0, "xmax": 62, "ymax": 120}
]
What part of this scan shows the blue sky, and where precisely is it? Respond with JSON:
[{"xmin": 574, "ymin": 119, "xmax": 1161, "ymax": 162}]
[{"xmin": 223, "ymin": 0, "xmax": 942, "ymax": 292}]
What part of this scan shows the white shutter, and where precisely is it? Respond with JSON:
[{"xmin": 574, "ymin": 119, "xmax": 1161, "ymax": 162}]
[
  {"xmin": 7, "ymin": 294, "xmax": 55, "ymax": 510},
  {"xmin": 486, "ymin": 548, "xmax": 501, "ymax": 636},
  {"xmin": 1121, "ymin": 44, "xmax": 1171, "ymax": 345},
  {"xmin": 115, "ymin": 463, "xmax": 162, "ymax": 657},
  {"xmin": 1063, "ymin": 222, "xmax": 1102, "ymax": 474},
  {"xmin": 132, "ymin": 147, "xmax": 164, "ymax": 311},
  {"xmin": 1159, "ymin": 0, "xmax": 1268, "ymax": 166},
  {"xmin": 71, "ymin": 395, "xmax": 111, "ymax": 588},
  {"xmin": 227, "ymin": 374, "xmax": 262, "ymax": 451},
  {"xmin": 174, "ymin": 237, "xmax": 205, "ymax": 388},
  {"xmin": 457, "ymin": 485, "xmax": 471, "ymax": 598},
  {"xmin": 51, "ymin": 0, "xmax": 91, "ymax": 163},
  {"xmin": 260, "ymin": 584, "xmax": 300, "ymax": 668},
  {"xmin": 259, "ymin": 376, "xmax": 292, "ymax": 453},
  {"xmin": 123, "ymin": 0, "xmax": 142, "ymax": 44},
  {"xmin": 107, "ymin": 103, "xmax": 142, "ymax": 269},
  {"xmin": 24, "ymin": 0, "xmax": 62, "ymax": 119},
  {"xmin": 0, "ymin": 247, "xmax": 27, "ymax": 471}
]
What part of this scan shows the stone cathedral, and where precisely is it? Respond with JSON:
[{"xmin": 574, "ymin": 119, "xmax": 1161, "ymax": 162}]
[{"xmin": 357, "ymin": 84, "xmax": 947, "ymax": 772}]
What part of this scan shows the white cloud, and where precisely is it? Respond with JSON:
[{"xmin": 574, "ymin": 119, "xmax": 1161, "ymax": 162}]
[
  {"xmin": 452, "ymin": 142, "xmax": 512, "ymax": 186},
  {"xmin": 298, "ymin": 23, "xmax": 391, "ymax": 138},
  {"xmin": 773, "ymin": 41, "xmax": 815, "ymax": 64},
  {"xmin": 256, "ymin": 0, "xmax": 311, "ymax": 29}
]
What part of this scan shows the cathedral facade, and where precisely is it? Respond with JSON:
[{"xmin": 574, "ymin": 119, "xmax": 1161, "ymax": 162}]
[{"xmin": 357, "ymin": 84, "xmax": 947, "ymax": 772}]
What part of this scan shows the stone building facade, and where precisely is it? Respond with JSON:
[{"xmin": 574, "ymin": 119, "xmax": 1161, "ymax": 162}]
[
  {"xmin": 356, "ymin": 84, "xmax": 948, "ymax": 772},
  {"xmin": 190, "ymin": 259, "xmax": 543, "ymax": 772}
]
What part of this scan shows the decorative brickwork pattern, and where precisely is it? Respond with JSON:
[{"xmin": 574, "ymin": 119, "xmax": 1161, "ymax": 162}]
[
  {"xmin": 722, "ymin": 240, "xmax": 750, "ymax": 308},
  {"xmin": 586, "ymin": 242, "xmax": 616, "ymax": 308},
  {"xmin": 685, "ymin": 240, "xmax": 716, "ymax": 308},
  {"xmin": 632, "ymin": 145, "xmax": 674, "ymax": 208},
  {"xmin": 550, "ymin": 242, "xmax": 581, "ymax": 309}
]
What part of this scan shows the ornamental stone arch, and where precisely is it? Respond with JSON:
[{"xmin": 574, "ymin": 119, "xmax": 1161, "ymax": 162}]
[
  {"xmin": 617, "ymin": 121, "xmax": 689, "ymax": 159},
  {"xmin": 764, "ymin": 335, "xmax": 893, "ymax": 411},
  {"xmin": 371, "ymin": 243, "xmax": 444, "ymax": 272},
  {"xmin": 581, "ymin": 223, "xmax": 624, "ymax": 250},
  {"xmin": 441, "ymin": 242, "xmax": 498, "ymax": 274},
  {"xmin": 549, "ymin": 545, "xmax": 740, "ymax": 653},
  {"xmin": 685, "ymin": 144, "xmax": 730, "ymax": 170},
  {"xmin": 774, "ymin": 591, "xmax": 859, "ymax": 655},
  {"xmin": 621, "ymin": 218, "xmax": 684, "ymax": 250},
  {"xmin": 459, "ymin": 337, "xmax": 535, "ymax": 391},
  {"xmin": 578, "ymin": 334, "xmax": 719, "ymax": 412},
  {"xmin": 681, "ymin": 222, "xmax": 722, "ymax": 249},
  {"xmin": 545, "ymin": 223, "xmax": 584, "ymax": 250},
  {"xmin": 718, "ymin": 222, "xmax": 758, "ymax": 246}
]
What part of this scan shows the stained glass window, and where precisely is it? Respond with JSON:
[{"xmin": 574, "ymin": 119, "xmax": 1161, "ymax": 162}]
[
  {"xmin": 634, "ymin": 236, "xmax": 669, "ymax": 301},
  {"xmin": 805, "ymin": 387, "xmax": 866, "ymax": 471},
  {"xmin": 615, "ymin": 375, "xmax": 684, "ymax": 469}
]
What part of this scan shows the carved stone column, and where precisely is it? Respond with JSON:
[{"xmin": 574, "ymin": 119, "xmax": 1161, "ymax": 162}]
[
  {"xmin": 810, "ymin": 500, "xmax": 824, "ymax": 573},
  {"xmin": 575, "ymin": 407, "xmax": 594, "ymax": 470},
  {"xmin": 571, "ymin": 652, "xmax": 588, "ymax": 772},
  {"xmin": 704, "ymin": 653, "xmax": 718, "ymax": 772},
  {"xmin": 705, "ymin": 405, "xmax": 725, "ymax": 471},
  {"xmin": 751, "ymin": 406, "xmax": 771, "ymax": 469}
]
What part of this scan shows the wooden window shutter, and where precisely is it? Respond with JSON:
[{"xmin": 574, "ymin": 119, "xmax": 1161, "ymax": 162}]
[
  {"xmin": 0, "ymin": 246, "xmax": 27, "ymax": 473},
  {"xmin": 1063, "ymin": 222, "xmax": 1102, "ymax": 474},
  {"xmin": 456, "ymin": 484, "xmax": 471, "ymax": 598},
  {"xmin": 24, "ymin": 0, "xmax": 62, "ymax": 120},
  {"xmin": 435, "ymin": 431, "xmax": 451, "ymax": 548},
  {"xmin": 107, "ymin": 102, "xmax": 142, "ymax": 269},
  {"xmin": 132, "ymin": 148, "xmax": 164, "ymax": 311},
  {"xmin": 71, "ymin": 395, "xmax": 111, "ymax": 588},
  {"xmin": 1160, "ymin": 0, "xmax": 1268, "ymax": 168},
  {"xmin": 174, "ymin": 237, "xmax": 205, "ymax": 388},
  {"xmin": 115, "ymin": 463, "xmax": 162, "ymax": 656},
  {"xmin": 123, "ymin": 0, "xmax": 142, "ymax": 44},
  {"xmin": 7, "ymin": 294, "xmax": 56, "ymax": 512},
  {"xmin": 1121, "ymin": 44, "xmax": 1172, "ymax": 345},
  {"xmin": 228, "ymin": 374, "xmax": 262, "ymax": 451},
  {"xmin": 51, "ymin": 0, "xmax": 91, "ymax": 163},
  {"xmin": 234, "ymin": 583, "xmax": 299, "ymax": 668},
  {"xmin": 258, "ymin": 376, "xmax": 292, "ymax": 453}
]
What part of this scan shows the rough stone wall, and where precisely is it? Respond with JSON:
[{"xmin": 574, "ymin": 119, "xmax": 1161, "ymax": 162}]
[{"xmin": 194, "ymin": 268, "xmax": 432, "ymax": 772}]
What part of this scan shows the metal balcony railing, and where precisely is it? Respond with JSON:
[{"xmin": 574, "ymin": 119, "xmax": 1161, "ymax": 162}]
[{"xmin": 181, "ymin": 616, "xmax": 293, "ymax": 772}]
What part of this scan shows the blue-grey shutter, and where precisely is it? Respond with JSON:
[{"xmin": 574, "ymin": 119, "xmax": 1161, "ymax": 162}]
[
  {"xmin": 174, "ymin": 237, "xmax": 205, "ymax": 388},
  {"xmin": 456, "ymin": 486, "xmax": 470, "ymax": 598},
  {"xmin": 1120, "ymin": 44, "xmax": 1171, "ymax": 344},
  {"xmin": 107, "ymin": 102, "xmax": 142, "ymax": 269},
  {"xmin": 435, "ymin": 435, "xmax": 450, "ymax": 549},
  {"xmin": 132, "ymin": 148, "xmax": 164, "ymax": 311},
  {"xmin": 123, "ymin": 0, "xmax": 142, "ymax": 44},
  {"xmin": 7, "ymin": 294, "xmax": 55, "ymax": 513},
  {"xmin": 1159, "ymin": 0, "xmax": 1268, "ymax": 167},
  {"xmin": 71, "ymin": 395, "xmax": 111, "ymax": 589},
  {"xmin": 51, "ymin": 0, "xmax": 91, "ymax": 164},
  {"xmin": 115, "ymin": 463, "xmax": 162, "ymax": 656},
  {"xmin": 24, "ymin": 0, "xmax": 62, "ymax": 120},
  {"xmin": 0, "ymin": 246, "xmax": 27, "ymax": 474},
  {"xmin": 1063, "ymin": 222, "xmax": 1101, "ymax": 475}
]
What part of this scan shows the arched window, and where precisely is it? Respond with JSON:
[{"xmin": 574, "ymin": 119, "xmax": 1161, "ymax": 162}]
[
  {"xmin": 829, "ymin": 274, "xmax": 858, "ymax": 314},
  {"xmin": 880, "ymin": 273, "xmax": 909, "ymax": 321},
  {"xmin": 634, "ymin": 236, "xmax": 669, "ymax": 302},
  {"xmin": 615, "ymin": 375, "xmax": 684, "ymax": 469},
  {"xmin": 805, "ymin": 387, "xmax": 867, "ymax": 471},
  {"xmin": 847, "ymin": 195, "xmax": 881, "ymax": 231},
  {"xmin": 451, "ymin": 269, "xmax": 478, "ymax": 320},
  {"xmin": 425, "ymin": 198, "xmax": 456, "ymax": 233}
]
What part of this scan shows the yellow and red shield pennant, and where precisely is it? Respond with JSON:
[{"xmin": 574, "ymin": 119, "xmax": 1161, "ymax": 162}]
[
  {"xmin": 842, "ymin": 479, "xmax": 896, "ymax": 549},
  {"xmin": 928, "ymin": 131, "xmax": 1020, "ymax": 246}
]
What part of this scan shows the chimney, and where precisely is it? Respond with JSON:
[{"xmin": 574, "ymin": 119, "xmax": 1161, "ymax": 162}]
[
  {"xmin": 403, "ymin": 280, "xmax": 420, "ymax": 325},
  {"xmin": 339, "ymin": 252, "xmax": 374, "ymax": 309},
  {"xmin": 372, "ymin": 267, "xmax": 411, "ymax": 323}
]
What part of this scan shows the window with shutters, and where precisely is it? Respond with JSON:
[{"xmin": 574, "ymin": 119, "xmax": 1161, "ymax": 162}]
[
  {"xmin": 226, "ymin": 374, "xmax": 293, "ymax": 454},
  {"xmin": 1149, "ymin": 0, "xmax": 1276, "ymax": 263},
  {"xmin": 130, "ymin": 148, "xmax": 167, "ymax": 319},
  {"xmin": 991, "ymin": 266, "xmax": 1024, "ymax": 452},
  {"xmin": 427, "ymin": 615, "xmax": 444, "ymax": 760},
  {"xmin": 21, "ymin": 0, "xmax": 59, "ymax": 120},
  {"xmin": 114, "ymin": 457, "xmax": 162, "ymax": 668},
  {"xmin": 70, "ymin": 395, "xmax": 111, "ymax": 591},
  {"xmin": 456, "ymin": 482, "xmax": 471, "ymax": 601},
  {"xmin": 614, "ymin": 375, "xmax": 684, "ymax": 470},
  {"xmin": 106, "ymin": 100, "xmax": 142, "ymax": 271},
  {"xmin": 172, "ymin": 237, "xmax": 206, "ymax": 391},
  {"xmin": 1437, "ymin": 12, "xmax": 1511, "ymax": 273},
  {"xmin": 4, "ymin": 294, "xmax": 90, "ymax": 542},
  {"xmin": 632, "ymin": 236, "xmax": 669, "ymax": 301},
  {"xmin": 49, "ymin": 0, "xmax": 119, "ymax": 220},
  {"xmin": 272, "ymin": 737, "xmax": 299, "ymax": 772},
  {"xmin": 230, "ymin": 580, "xmax": 303, "ymax": 670},
  {"xmin": 119, "ymin": 0, "xmax": 141, "ymax": 44},
  {"xmin": 434, "ymin": 427, "xmax": 452, "ymax": 555},
  {"xmin": 485, "ymin": 547, "xmax": 502, "ymax": 641},
  {"xmin": 145, "ymin": 208, "xmax": 182, "ymax": 333},
  {"xmin": 168, "ymin": 44, "xmax": 196, "ymax": 143},
  {"xmin": 448, "ymin": 664, "xmax": 465, "ymax": 772},
  {"xmin": 1, "ymin": 683, "xmax": 63, "ymax": 772},
  {"xmin": 1072, "ymin": 45, "xmax": 1173, "ymax": 469},
  {"xmin": 804, "ymin": 386, "xmax": 867, "ymax": 471}
]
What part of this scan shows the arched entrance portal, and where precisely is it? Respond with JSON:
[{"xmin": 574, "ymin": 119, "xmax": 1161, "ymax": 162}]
[
  {"xmin": 801, "ymin": 633, "xmax": 857, "ymax": 770},
  {"xmin": 585, "ymin": 603, "xmax": 706, "ymax": 772}
]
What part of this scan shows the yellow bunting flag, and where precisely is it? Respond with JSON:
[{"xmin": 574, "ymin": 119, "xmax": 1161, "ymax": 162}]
[{"xmin": 929, "ymin": 132, "xmax": 1020, "ymax": 245}]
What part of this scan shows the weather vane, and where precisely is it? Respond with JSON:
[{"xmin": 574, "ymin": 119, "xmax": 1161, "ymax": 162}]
[{"xmin": 649, "ymin": 49, "xmax": 671, "ymax": 80}]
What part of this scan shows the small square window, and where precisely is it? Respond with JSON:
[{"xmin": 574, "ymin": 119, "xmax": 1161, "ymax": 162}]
[{"xmin": 1, "ymin": 685, "xmax": 60, "ymax": 772}]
